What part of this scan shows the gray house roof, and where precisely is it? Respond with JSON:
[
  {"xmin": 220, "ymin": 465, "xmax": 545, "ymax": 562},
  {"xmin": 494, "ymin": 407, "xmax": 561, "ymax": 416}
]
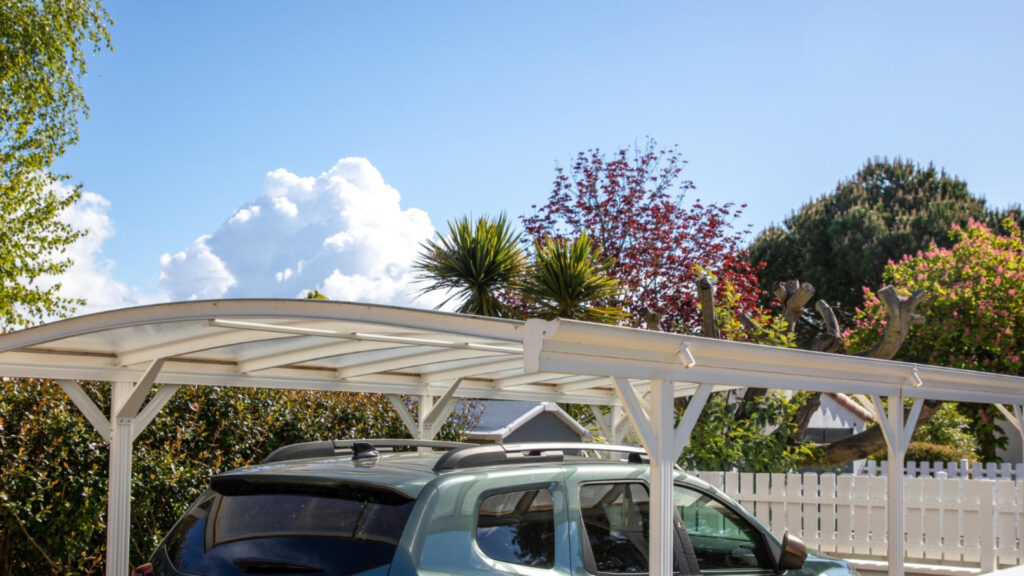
[{"xmin": 466, "ymin": 400, "xmax": 591, "ymax": 442}]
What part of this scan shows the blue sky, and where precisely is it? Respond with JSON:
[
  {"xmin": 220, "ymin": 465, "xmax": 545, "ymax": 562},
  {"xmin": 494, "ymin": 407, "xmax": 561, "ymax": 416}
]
[{"xmin": 50, "ymin": 1, "xmax": 1024, "ymax": 311}]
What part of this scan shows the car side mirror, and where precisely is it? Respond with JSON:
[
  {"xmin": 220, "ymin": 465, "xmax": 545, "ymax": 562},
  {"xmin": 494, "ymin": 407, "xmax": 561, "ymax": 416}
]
[{"xmin": 777, "ymin": 531, "xmax": 807, "ymax": 571}]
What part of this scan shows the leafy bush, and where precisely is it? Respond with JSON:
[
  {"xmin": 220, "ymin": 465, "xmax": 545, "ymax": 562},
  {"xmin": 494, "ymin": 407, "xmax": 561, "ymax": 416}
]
[
  {"xmin": 870, "ymin": 441, "xmax": 970, "ymax": 464},
  {"xmin": 1, "ymin": 380, "xmax": 474, "ymax": 574},
  {"xmin": 679, "ymin": 391, "xmax": 817, "ymax": 473},
  {"xmin": 911, "ymin": 402, "xmax": 979, "ymax": 461}
]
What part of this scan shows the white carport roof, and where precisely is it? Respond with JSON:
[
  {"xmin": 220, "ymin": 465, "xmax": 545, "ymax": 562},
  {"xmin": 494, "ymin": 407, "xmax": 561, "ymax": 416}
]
[
  {"xmin": 2, "ymin": 299, "xmax": 1023, "ymax": 576},
  {"xmin": 0, "ymin": 299, "xmax": 622, "ymax": 405}
]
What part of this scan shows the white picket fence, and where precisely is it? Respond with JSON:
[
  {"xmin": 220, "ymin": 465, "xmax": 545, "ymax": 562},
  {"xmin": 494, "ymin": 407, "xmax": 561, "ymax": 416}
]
[
  {"xmin": 694, "ymin": 471, "xmax": 1024, "ymax": 572},
  {"xmin": 861, "ymin": 459, "xmax": 1024, "ymax": 481}
]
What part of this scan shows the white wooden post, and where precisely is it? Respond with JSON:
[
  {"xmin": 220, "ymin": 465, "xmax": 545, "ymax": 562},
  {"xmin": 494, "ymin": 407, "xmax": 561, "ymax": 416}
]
[
  {"xmin": 649, "ymin": 379, "xmax": 675, "ymax": 576},
  {"xmin": 612, "ymin": 375, "xmax": 711, "ymax": 576},
  {"xmin": 873, "ymin": 390, "xmax": 923, "ymax": 576},
  {"xmin": 886, "ymin": 392, "xmax": 905, "ymax": 576},
  {"xmin": 417, "ymin": 394, "xmax": 433, "ymax": 440},
  {"xmin": 107, "ymin": 381, "xmax": 133, "ymax": 576}
]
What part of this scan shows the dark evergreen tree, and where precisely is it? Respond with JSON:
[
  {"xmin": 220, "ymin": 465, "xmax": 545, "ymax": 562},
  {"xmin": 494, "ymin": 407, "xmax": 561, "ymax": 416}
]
[{"xmin": 748, "ymin": 157, "xmax": 1022, "ymax": 327}]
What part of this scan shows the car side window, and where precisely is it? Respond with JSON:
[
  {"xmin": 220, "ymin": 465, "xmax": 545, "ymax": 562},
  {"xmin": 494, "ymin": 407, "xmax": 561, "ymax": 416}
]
[
  {"xmin": 673, "ymin": 485, "xmax": 773, "ymax": 571},
  {"xmin": 476, "ymin": 487, "xmax": 556, "ymax": 568},
  {"xmin": 579, "ymin": 482, "xmax": 663, "ymax": 574}
]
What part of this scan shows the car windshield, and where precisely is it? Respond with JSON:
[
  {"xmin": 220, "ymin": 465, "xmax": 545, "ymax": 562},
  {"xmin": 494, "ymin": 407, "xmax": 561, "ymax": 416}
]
[{"xmin": 159, "ymin": 483, "xmax": 414, "ymax": 576}]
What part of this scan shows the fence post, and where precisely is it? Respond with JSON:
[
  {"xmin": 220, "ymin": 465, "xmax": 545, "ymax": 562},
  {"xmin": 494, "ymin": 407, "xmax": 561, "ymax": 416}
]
[{"xmin": 981, "ymin": 481, "xmax": 996, "ymax": 572}]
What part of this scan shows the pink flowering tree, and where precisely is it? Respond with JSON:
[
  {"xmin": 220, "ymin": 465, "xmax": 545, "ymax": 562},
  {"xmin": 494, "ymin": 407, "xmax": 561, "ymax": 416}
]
[{"xmin": 847, "ymin": 218, "xmax": 1024, "ymax": 460}]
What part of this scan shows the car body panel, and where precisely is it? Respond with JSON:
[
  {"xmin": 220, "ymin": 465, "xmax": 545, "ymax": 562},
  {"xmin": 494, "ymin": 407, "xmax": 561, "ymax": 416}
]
[{"xmin": 147, "ymin": 447, "xmax": 857, "ymax": 576}]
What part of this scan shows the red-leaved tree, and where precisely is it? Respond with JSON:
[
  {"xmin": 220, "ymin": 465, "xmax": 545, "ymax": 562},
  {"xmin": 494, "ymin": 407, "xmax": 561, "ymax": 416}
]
[{"xmin": 522, "ymin": 139, "xmax": 761, "ymax": 332}]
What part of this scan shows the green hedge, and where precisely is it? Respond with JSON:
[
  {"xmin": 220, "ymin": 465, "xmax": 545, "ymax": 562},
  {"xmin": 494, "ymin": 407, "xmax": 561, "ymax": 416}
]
[
  {"xmin": 869, "ymin": 441, "xmax": 971, "ymax": 464},
  {"xmin": 0, "ymin": 381, "xmax": 472, "ymax": 575}
]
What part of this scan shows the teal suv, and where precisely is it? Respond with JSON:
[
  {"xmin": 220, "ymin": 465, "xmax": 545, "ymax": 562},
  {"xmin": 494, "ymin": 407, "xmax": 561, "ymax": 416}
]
[{"xmin": 137, "ymin": 440, "xmax": 857, "ymax": 576}]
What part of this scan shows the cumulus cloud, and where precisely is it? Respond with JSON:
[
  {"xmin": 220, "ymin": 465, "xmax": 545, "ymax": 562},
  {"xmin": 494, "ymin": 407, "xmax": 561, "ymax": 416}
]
[
  {"xmin": 45, "ymin": 183, "xmax": 153, "ymax": 314},
  {"xmin": 159, "ymin": 157, "xmax": 443, "ymax": 307}
]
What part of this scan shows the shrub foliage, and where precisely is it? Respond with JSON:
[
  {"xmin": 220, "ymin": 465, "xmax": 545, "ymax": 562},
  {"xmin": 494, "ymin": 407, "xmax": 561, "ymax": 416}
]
[{"xmin": 0, "ymin": 381, "xmax": 470, "ymax": 574}]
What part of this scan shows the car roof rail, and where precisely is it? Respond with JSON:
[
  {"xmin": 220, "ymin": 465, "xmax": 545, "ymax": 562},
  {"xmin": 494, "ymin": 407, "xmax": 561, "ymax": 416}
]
[
  {"xmin": 433, "ymin": 442, "xmax": 649, "ymax": 472},
  {"xmin": 262, "ymin": 438, "xmax": 474, "ymax": 464}
]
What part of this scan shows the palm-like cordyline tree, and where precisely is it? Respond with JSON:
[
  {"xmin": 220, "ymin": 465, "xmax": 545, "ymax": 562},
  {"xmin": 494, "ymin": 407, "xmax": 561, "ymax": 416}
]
[
  {"xmin": 414, "ymin": 214, "xmax": 524, "ymax": 317},
  {"xmin": 519, "ymin": 232, "xmax": 624, "ymax": 323}
]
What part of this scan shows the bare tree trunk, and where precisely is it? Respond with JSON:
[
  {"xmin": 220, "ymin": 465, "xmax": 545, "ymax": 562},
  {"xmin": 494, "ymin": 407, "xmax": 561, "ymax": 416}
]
[
  {"xmin": 696, "ymin": 275, "xmax": 935, "ymax": 467},
  {"xmin": 804, "ymin": 287, "xmax": 931, "ymax": 465},
  {"xmin": 814, "ymin": 400, "xmax": 942, "ymax": 465}
]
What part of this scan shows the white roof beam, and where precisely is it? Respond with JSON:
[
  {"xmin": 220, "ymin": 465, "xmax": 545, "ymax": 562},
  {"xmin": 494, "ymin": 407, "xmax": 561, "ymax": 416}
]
[
  {"xmin": 236, "ymin": 340, "xmax": 403, "ymax": 373},
  {"xmin": 210, "ymin": 319, "xmax": 522, "ymax": 352},
  {"xmin": 420, "ymin": 357, "xmax": 524, "ymax": 383},
  {"xmin": 118, "ymin": 329, "xmax": 295, "ymax": 366},
  {"xmin": 491, "ymin": 372, "xmax": 568, "ymax": 389},
  {"xmin": 556, "ymin": 378, "xmax": 612, "ymax": 393},
  {"xmin": 337, "ymin": 348, "xmax": 502, "ymax": 379}
]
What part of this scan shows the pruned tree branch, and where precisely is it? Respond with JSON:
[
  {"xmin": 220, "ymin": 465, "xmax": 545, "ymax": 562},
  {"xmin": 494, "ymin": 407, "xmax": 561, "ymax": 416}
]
[
  {"xmin": 738, "ymin": 313, "xmax": 762, "ymax": 340},
  {"xmin": 696, "ymin": 276, "xmax": 719, "ymax": 339},
  {"xmin": 772, "ymin": 279, "xmax": 815, "ymax": 332},
  {"xmin": 810, "ymin": 300, "xmax": 842, "ymax": 353},
  {"xmin": 812, "ymin": 400, "xmax": 943, "ymax": 465},
  {"xmin": 853, "ymin": 286, "xmax": 928, "ymax": 360}
]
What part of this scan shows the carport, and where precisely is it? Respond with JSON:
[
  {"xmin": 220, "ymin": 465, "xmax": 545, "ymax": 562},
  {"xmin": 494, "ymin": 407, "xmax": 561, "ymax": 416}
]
[{"xmin": 0, "ymin": 299, "xmax": 1022, "ymax": 576}]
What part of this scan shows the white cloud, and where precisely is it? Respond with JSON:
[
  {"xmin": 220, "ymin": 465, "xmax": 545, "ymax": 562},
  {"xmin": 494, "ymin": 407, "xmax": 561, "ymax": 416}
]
[
  {"xmin": 37, "ymin": 158, "xmax": 448, "ymax": 316},
  {"xmin": 272, "ymin": 196, "xmax": 298, "ymax": 218},
  {"xmin": 159, "ymin": 157, "xmax": 442, "ymax": 307},
  {"xmin": 43, "ymin": 184, "xmax": 155, "ymax": 314},
  {"xmin": 158, "ymin": 235, "xmax": 236, "ymax": 300},
  {"xmin": 229, "ymin": 205, "xmax": 261, "ymax": 224}
]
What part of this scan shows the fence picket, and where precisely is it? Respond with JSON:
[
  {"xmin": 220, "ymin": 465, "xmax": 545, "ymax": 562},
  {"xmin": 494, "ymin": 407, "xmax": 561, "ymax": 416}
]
[
  {"xmin": 995, "ymin": 479, "xmax": 1020, "ymax": 568},
  {"xmin": 905, "ymin": 476, "xmax": 924, "ymax": 559},
  {"xmin": 853, "ymin": 475, "xmax": 872, "ymax": 555},
  {"xmin": 769, "ymin": 473, "xmax": 786, "ymax": 535},
  {"xmin": 753, "ymin": 473, "xmax": 770, "ymax": 527},
  {"xmin": 819, "ymin": 473, "xmax": 838, "ymax": 553},
  {"xmin": 921, "ymin": 476, "xmax": 944, "ymax": 561},
  {"xmin": 942, "ymin": 478, "xmax": 963, "ymax": 564},
  {"xmin": 785, "ymin": 473, "xmax": 803, "ymax": 539},
  {"xmin": 836, "ymin": 474, "xmax": 854, "ymax": 556},
  {"xmin": 961, "ymin": 480, "xmax": 983, "ymax": 564}
]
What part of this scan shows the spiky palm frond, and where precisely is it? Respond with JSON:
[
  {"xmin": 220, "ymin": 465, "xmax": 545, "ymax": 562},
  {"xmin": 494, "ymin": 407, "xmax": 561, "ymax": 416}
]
[
  {"xmin": 519, "ymin": 232, "xmax": 625, "ymax": 323},
  {"xmin": 413, "ymin": 213, "xmax": 524, "ymax": 317}
]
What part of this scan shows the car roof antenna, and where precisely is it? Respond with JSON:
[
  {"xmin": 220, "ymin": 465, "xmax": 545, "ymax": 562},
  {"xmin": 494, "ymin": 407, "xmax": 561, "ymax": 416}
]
[{"xmin": 352, "ymin": 442, "xmax": 380, "ymax": 461}]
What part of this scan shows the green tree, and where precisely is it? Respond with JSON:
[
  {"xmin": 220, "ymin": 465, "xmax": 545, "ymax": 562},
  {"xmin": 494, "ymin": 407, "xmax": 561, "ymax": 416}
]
[
  {"xmin": 1, "ymin": 0, "xmax": 113, "ymax": 328},
  {"xmin": 848, "ymin": 218, "xmax": 1024, "ymax": 461},
  {"xmin": 305, "ymin": 288, "xmax": 328, "ymax": 300},
  {"xmin": 519, "ymin": 233, "xmax": 623, "ymax": 323},
  {"xmin": 414, "ymin": 214, "xmax": 525, "ymax": 317},
  {"xmin": 749, "ymin": 158, "xmax": 1021, "ymax": 329}
]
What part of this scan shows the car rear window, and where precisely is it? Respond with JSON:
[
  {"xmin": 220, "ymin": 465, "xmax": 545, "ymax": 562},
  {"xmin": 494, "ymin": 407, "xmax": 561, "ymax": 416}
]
[{"xmin": 158, "ymin": 482, "xmax": 414, "ymax": 576}]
